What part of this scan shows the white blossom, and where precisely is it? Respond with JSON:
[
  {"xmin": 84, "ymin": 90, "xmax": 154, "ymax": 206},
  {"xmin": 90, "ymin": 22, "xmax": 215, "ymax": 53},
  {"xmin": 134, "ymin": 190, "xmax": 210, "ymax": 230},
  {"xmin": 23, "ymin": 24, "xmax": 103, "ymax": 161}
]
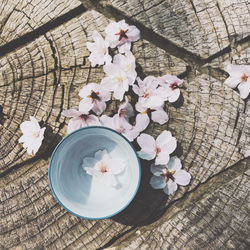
[
  {"xmin": 18, "ymin": 116, "xmax": 46, "ymax": 155},
  {"xmin": 225, "ymin": 64, "xmax": 250, "ymax": 99},
  {"xmin": 62, "ymin": 107, "xmax": 100, "ymax": 134},
  {"xmin": 101, "ymin": 62, "xmax": 132, "ymax": 101},
  {"xmin": 86, "ymin": 30, "xmax": 111, "ymax": 67},
  {"xmin": 150, "ymin": 157, "xmax": 191, "ymax": 195},
  {"xmin": 137, "ymin": 131, "xmax": 177, "ymax": 165},
  {"xmin": 158, "ymin": 74, "xmax": 183, "ymax": 103},
  {"xmin": 79, "ymin": 83, "xmax": 111, "ymax": 115},
  {"xmin": 83, "ymin": 149, "xmax": 126, "ymax": 187},
  {"xmin": 105, "ymin": 20, "xmax": 140, "ymax": 52},
  {"xmin": 133, "ymin": 76, "xmax": 164, "ymax": 108}
]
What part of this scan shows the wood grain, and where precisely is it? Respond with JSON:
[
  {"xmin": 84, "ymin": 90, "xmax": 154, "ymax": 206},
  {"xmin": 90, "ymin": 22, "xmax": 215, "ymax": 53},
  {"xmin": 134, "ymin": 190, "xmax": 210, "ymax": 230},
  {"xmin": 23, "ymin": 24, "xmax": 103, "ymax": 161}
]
[{"xmin": 0, "ymin": 0, "xmax": 250, "ymax": 249}]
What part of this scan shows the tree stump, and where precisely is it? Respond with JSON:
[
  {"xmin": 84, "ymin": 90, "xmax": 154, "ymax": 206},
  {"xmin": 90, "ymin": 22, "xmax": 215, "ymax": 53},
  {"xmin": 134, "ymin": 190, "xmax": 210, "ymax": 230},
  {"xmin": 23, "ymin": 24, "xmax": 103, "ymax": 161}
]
[{"xmin": 0, "ymin": 0, "xmax": 250, "ymax": 249}]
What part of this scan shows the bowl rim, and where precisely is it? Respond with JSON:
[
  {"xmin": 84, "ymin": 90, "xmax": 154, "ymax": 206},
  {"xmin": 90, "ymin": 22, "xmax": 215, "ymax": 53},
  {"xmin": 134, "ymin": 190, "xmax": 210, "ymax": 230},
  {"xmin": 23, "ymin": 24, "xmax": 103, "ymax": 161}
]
[{"xmin": 48, "ymin": 126, "xmax": 141, "ymax": 220}]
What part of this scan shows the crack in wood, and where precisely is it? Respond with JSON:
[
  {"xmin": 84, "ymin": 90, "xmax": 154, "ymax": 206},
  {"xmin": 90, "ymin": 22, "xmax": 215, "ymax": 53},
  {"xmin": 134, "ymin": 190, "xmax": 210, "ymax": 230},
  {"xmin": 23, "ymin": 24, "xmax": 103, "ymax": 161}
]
[
  {"xmin": 0, "ymin": 5, "xmax": 86, "ymax": 59},
  {"xmin": 106, "ymin": 157, "xmax": 250, "ymax": 248}
]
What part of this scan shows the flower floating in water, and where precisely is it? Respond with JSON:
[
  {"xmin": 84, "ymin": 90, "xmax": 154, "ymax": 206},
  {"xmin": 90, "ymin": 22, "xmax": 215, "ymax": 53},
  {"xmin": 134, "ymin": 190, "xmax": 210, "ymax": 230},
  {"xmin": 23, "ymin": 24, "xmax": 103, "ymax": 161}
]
[
  {"xmin": 79, "ymin": 83, "xmax": 111, "ymax": 115},
  {"xmin": 62, "ymin": 107, "xmax": 100, "ymax": 134},
  {"xmin": 137, "ymin": 130, "xmax": 176, "ymax": 165},
  {"xmin": 150, "ymin": 156, "xmax": 191, "ymax": 195},
  {"xmin": 105, "ymin": 20, "xmax": 140, "ymax": 53},
  {"xmin": 86, "ymin": 30, "xmax": 111, "ymax": 67},
  {"xmin": 158, "ymin": 74, "xmax": 183, "ymax": 103},
  {"xmin": 224, "ymin": 64, "xmax": 250, "ymax": 99},
  {"xmin": 82, "ymin": 149, "xmax": 126, "ymax": 187},
  {"xmin": 18, "ymin": 116, "xmax": 46, "ymax": 155}
]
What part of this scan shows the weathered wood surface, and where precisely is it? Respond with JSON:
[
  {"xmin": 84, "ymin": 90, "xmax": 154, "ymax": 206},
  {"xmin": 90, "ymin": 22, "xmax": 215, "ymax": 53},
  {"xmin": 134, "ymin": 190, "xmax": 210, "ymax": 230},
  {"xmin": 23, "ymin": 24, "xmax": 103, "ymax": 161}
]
[{"xmin": 0, "ymin": 0, "xmax": 250, "ymax": 249}]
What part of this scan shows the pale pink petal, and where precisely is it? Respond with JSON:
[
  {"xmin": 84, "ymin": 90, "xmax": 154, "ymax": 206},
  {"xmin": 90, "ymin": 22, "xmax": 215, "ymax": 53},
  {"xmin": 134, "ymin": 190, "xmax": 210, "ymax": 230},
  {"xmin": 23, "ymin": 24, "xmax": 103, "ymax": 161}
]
[
  {"xmin": 163, "ymin": 179, "xmax": 178, "ymax": 195},
  {"xmin": 167, "ymin": 156, "xmax": 182, "ymax": 172},
  {"xmin": 134, "ymin": 113, "xmax": 150, "ymax": 132},
  {"xmin": 79, "ymin": 98, "xmax": 93, "ymax": 113},
  {"xmin": 150, "ymin": 164, "xmax": 166, "ymax": 176},
  {"xmin": 135, "ymin": 100, "xmax": 147, "ymax": 113},
  {"xmin": 224, "ymin": 76, "xmax": 240, "ymax": 88},
  {"xmin": 92, "ymin": 101, "xmax": 106, "ymax": 115},
  {"xmin": 174, "ymin": 170, "xmax": 191, "ymax": 186},
  {"xmin": 143, "ymin": 96, "xmax": 164, "ymax": 108},
  {"xmin": 137, "ymin": 133, "xmax": 156, "ymax": 152},
  {"xmin": 151, "ymin": 109, "xmax": 168, "ymax": 125},
  {"xmin": 86, "ymin": 115, "xmax": 100, "ymax": 126},
  {"xmin": 137, "ymin": 150, "xmax": 155, "ymax": 161},
  {"xmin": 113, "ymin": 85, "xmax": 126, "ymax": 101},
  {"xmin": 94, "ymin": 149, "xmax": 108, "ymax": 161},
  {"xmin": 132, "ymin": 84, "xmax": 140, "ymax": 95},
  {"xmin": 82, "ymin": 157, "xmax": 98, "ymax": 168},
  {"xmin": 79, "ymin": 84, "xmax": 93, "ymax": 98},
  {"xmin": 150, "ymin": 176, "xmax": 166, "ymax": 189},
  {"xmin": 144, "ymin": 76, "xmax": 159, "ymax": 91},
  {"xmin": 238, "ymin": 81, "xmax": 250, "ymax": 99},
  {"xmin": 100, "ymin": 115, "xmax": 114, "ymax": 129},
  {"xmin": 108, "ymin": 159, "xmax": 126, "ymax": 175},
  {"xmin": 67, "ymin": 118, "xmax": 83, "ymax": 133},
  {"xmin": 155, "ymin": 152, "xmax": 170, "ymax": 165},
  {"xmin": 118, "ymin": 42, "xmax": 131, "ymax": 53},
  {"xmin": 61, "ymin": 109, "xmax": 81, "ymax": 118},
  {"xmin": 156, "ymin": 131, "xmax": 177, "ymax": 154},
  {"xmin": 99, "ymin": 89, "xmax": 111, "ymax": 102},
  {"xmin": 168, "ymin": 88, "xmax": 180, "ymax": 103}
]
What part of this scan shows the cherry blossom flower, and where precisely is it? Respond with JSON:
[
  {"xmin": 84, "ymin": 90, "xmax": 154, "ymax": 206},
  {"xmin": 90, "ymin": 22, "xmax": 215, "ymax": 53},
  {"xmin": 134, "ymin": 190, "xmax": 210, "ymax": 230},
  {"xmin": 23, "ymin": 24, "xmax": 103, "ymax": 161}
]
[
  {"xmin": 101, "ymin": 62, "xmax": 131, "ymax": 101},
  {"xmin": 225, "ymin": 64, "xmax": 250, "ymax": 99},
  {"xmin": 158, "ymin": 74, "xmax": 183, "ymax": 103},
  {"xmin": 113, "ymin": 52, "xmax": 137, "ymax": 84},
  {"xmin": 137, "ymin": 131, "xmax": 177, "ymax": 165},
  {"xmin": 105, "ymin": 20, "xmax": 140, "ymax": 53},
  {"xmin": 86, "ymin": 30, "xmax": 111, "ymax": 67},
  {"xmin": 100, "ymin": 114, "xmax": 139, "ymax": 141},
  {"xmin": 135, "ymin": 100, "xmax": 168, "ymax": 126},
  {"xmin": 62, "ymin": 107, "xmax": 100, "ymax": 134},
  {"xmin": 150, "ymin": 156, "xmax": 191, "ymax": 195},
  {"xmin": 83, "ymin": 149, "xmax": 126, "ymax": 187},
  {"xmin": 133, "ymin": 76, "xmax": 164, "ymax": 108},
  {"xmin": 118, "ymin": 96, "xmax": 134, "ymax": 122},
  {"xmin": 18, "ymin": 116, "xmax": 46, "ymax": 155},
  {"xmin": 79, "ymin": 83, "xmax": 111, "ymax": 115}
]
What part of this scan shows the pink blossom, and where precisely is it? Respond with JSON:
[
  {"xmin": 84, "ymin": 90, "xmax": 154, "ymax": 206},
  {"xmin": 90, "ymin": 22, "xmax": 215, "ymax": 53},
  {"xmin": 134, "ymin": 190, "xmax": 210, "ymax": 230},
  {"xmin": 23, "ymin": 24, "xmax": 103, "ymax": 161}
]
[
  {"xmin": 225, "ymin": 64, "xmax": 250, "ymax": 99},
  {"xmin": 158, "ymin": 74, "xmax": 183, "ymax": 103},
  {"xmin": 133, "ymin": 76, "xmax": 164, "ymax": 108},
  {"xmin": 79, "ymin": 83, "xmax": 111, "ymax": 115},
  {"xmin": 86, "ymin": 30, "xmax": 111, "ymax": 67},
  {"xmin": 62, "ymin": 108, "xmax": 100, "ymax": 134},
  {"xmin": 105, "ymin": 20, "xmax": 140, "ymax": 52},
  {"xmin": 150, "ymin": 157, "xmax": 191, "ymax": 195},
  {"xmin": 137, "ymin": 131, "xmax": 177, "ymax": 165}
]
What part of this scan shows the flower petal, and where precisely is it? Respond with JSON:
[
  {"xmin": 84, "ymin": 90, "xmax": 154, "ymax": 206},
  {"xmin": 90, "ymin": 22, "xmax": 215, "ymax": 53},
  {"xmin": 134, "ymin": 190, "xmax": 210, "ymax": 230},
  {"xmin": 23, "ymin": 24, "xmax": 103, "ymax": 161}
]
[
  {"xmin": 156, "ymin": 130, "xmax": 177, "ymax": 154},
  {"xmin": 67, "ymin": 118, "xmax": 83, "ymax": 133},
  {"xmin": 238, "ymin": 81, "xmax": 250, "ymax": 99},
  {"xmin": 163, "ymin": 179, "xmax": 178, "ymax": 195},
  {"xmin": 92, "ymin": 101, "xmax": 106, "ymax": 115},
  {"xmin": 79, "ymin": 98, "xmax": 93, "ymax": 113},
  {"xmin": 61, "ymin": 109, "xmax": 81, "ymax": 118},
  {"xmin": 150, "ymin": 163, "xmax": 166, "ymax": 176},
  {"xmin": 150, "ymin": 176, "xmax": 166, "ymax": 189},
  {"xmin": 167, "ymin": 156, "xmax": 182, "ymax": 172},
  {"xmin": 108, "ymin": 159, "xmax": 126, "ymax": 175},
  {"xmin": 174, "ymin": 170, "xmax": 191, "ymax": 186},
  {"xmin": 134, "ymin": 113, "xmax": 150, "ymax": 132},
  {"xmin": 82, "ymin": 157, "xmax": 98, "ymax": 168},
  {"xmin": 137, "ymin": 150, "xmax": 155, "ymax": 161},
  {"xmin": 155, "ymin": 151, "xmax": 170, "ymax": 165},
  {"xmin": 151, "ymin": 109, "xmax": 168, "ymax": 125},
  {"xmin": 137, "ymin": 133, "xmax": 156, "ymax": 152}
]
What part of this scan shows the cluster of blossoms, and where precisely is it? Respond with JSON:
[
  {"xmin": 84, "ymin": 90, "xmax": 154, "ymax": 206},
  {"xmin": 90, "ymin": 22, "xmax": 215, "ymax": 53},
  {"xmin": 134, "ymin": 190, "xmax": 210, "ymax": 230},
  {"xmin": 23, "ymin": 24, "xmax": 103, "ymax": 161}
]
[
  {"xmin": 18, "ymin": 20, "xmax": 191, "ymax": 195},
  {"xmin": 224, "ymin": 64, "xmax": 250, "ymax": 99}
]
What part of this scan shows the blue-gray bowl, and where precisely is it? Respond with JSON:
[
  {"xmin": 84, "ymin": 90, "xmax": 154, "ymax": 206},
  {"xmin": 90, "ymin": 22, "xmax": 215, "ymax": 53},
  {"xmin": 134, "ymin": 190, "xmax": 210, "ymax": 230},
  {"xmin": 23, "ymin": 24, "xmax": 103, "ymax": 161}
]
[{"xmin": 48, "ymin": 126, "xmax": 141, "ymax": 219}]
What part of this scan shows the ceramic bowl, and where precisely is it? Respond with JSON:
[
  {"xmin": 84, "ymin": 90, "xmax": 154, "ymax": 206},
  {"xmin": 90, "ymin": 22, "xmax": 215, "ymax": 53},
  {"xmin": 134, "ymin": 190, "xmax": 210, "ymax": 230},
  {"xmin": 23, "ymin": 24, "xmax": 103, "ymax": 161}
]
[{"xmin": 48, "ymin": 126, "xmax": 141, "ymax": 219}]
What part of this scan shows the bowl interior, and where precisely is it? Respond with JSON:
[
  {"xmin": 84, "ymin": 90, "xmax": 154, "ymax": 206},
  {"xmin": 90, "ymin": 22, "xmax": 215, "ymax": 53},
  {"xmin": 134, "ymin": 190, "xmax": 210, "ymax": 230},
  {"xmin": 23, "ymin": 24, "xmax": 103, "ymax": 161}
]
[{"xmin": 49, "ymin": 126, "xmax": 140, "ymax": 219}]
